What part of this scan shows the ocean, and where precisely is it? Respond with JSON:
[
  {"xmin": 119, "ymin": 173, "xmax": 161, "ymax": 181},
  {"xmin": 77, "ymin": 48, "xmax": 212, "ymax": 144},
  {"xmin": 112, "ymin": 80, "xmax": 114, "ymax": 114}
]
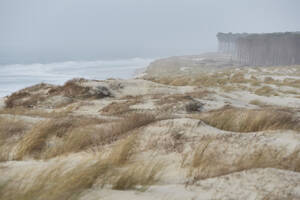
[{"xmin": 0, "ymin": 58, "xmax": 153, "ymax": 97}]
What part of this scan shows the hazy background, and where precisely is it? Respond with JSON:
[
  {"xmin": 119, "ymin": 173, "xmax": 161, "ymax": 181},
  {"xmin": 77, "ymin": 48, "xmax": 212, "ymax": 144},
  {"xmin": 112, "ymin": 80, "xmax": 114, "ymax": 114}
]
[{"xmin": 0, "ymin": 0, "xmax": 300, "ymax": 64}]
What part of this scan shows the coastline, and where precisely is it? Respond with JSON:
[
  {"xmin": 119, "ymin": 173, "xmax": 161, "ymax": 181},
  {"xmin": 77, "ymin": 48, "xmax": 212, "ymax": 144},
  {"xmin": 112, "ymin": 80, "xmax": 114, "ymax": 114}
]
[
  {"xmin": 0, "ymin": 54, "xmax": 300, "ymax": 200},
  {"xmin": 0, "ymin": 57, "xmax": 154, "ymax": 98}
]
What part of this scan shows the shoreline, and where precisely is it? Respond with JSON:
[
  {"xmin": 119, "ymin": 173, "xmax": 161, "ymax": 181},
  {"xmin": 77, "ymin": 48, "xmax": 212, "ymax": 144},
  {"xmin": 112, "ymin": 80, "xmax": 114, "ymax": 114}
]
[
  {"xmin": 0, "ymin": 53, "xmax": 300, "ymax": 200},
  {"xmin": 0, "ymin": 57, "xmax": 154, "ymax": 98}
]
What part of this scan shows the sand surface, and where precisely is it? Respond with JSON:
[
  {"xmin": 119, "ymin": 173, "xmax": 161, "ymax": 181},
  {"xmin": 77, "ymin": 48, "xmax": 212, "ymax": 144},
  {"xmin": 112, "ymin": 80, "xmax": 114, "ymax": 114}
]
[{"xmin": 0, "ymin": 54, "xmax": 300, "ymax": 200}]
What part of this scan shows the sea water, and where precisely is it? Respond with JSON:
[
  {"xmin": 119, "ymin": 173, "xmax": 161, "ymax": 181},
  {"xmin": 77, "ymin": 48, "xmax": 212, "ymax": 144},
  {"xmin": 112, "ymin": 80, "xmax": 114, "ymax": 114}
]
[{"xmin": 0, "ymin": 58, "xmax": 153, "ymax": 97}]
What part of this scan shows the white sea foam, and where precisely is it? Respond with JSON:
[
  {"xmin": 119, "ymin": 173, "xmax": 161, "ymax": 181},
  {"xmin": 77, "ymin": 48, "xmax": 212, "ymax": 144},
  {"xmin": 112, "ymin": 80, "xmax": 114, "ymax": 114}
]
[{"xmin": 0, "ymin": 58, "xmax": 153, "ymax": 97}]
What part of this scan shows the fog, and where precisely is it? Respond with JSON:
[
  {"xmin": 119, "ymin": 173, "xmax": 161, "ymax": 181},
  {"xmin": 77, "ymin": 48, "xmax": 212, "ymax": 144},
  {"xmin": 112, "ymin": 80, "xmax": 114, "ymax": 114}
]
[{"xmin": 0, "ymin": 0, "xmax": 299, "ymax": 64}]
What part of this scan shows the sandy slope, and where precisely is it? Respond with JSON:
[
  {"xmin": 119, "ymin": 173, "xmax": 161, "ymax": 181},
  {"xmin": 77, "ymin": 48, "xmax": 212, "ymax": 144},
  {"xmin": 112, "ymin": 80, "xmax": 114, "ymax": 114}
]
[
  {"xmin": 0, "ymin": 98, "xmax": 4, "ymax": 110},
  {"xmin": 0, "ymin": 54, "xmax": 300, "ymax": 200}
]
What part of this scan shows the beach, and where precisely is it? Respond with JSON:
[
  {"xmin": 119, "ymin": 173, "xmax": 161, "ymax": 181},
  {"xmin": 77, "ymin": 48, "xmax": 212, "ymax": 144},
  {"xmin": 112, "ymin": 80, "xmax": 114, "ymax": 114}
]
[
  {"xmin": 0, "ymin": 58, "xmax": 153, "ymax": 97},
  {"xmin": 0, "ymin": 54, "xmax": 300, "ymax": 200}
]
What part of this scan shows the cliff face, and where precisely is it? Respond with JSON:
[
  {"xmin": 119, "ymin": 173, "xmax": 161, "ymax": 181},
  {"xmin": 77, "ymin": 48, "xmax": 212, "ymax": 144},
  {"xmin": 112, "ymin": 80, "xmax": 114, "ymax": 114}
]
[
  {"xmin": 217, "ymin": 32, "xmax": 300, "ymax": 66},
  {"xmin": 0, "ymin": 56, "xmax": 300, "ymax": 200}
]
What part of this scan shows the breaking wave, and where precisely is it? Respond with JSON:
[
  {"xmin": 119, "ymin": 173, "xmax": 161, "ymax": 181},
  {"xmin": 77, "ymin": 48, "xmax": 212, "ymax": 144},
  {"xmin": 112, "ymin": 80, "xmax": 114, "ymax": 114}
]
[{"xmin": 0, "ymin": 58, "xmax": 154, "ymax": 97}]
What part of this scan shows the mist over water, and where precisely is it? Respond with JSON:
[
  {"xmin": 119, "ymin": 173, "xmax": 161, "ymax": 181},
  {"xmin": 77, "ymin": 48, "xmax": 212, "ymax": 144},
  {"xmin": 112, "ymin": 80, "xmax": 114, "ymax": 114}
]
[{"xmin": 0, "ymin": 58, "xmax": 153, "ymax": 97}]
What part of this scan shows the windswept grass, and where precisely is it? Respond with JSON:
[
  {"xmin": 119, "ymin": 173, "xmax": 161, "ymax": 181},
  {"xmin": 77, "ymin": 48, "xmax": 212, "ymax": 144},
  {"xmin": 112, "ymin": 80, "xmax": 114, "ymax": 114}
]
[
  {"xmin": 156, "ymin": 94, "xmax": 193, "ymax": 105},
  {"xmin": 197, "ymin": 107, "xmax": 300, "ymax": 132},
  {"xmin": 283, "ymin": 78, "xmax": 300, "ymax": 88},
  {"xmin": 101, "ymin": 96, "xmax": 141, "ymax": 116},
  {"xmin": 14, "ymin": 112, "xmax": 156, "ymax": 160},
  {"xmin": 5, "ymin": 91, "xmax": 31, "ymax": 108},
  {"xmin": 0, "ymin": 118, "xmax": 29, "ymax": 161},
  {"xmin": 109, "ymin": 134, "xmax": 137, "ymax": 165},
  {"xmin": 15, "ymin": 118, "xmax": 75, "ymax": 160},
  {"xmin": 99, "ymin": 112, "xmax": 156, "ymax": 146},
  {"xmin": 229, "ymin": 72, "xmax": 248, "ymax": 84},
  {"xmin": 255, "ymin": 86, "xmax": 278, "ymax": 96},
  {"xmin": 186, "ymin": 137, "xmax": 300, "ymax": 184},
  {"xmin": 264, "ymin": 76, "xmax": 275, "ymax": 84},
  {"xmin": 47, "ymin": 112, "xmax": 156, "ymax": 158},
  {"xmin": 0, "ymin": 135, "xmax": 164, "ymax": 200},
  {"xmin": 5, "ymin": 92, "xmax": 47, "ymax": 108},
  {"xmin": 49, "ymin": 78, "xmax": 111, "ymax": 99},
  {"xmin": 0, "ymin": 106, "xmax": 73, "ymax": 118},
  {"xmin": 4, "ymin": 78, "xmax": 111, "ymax": 109},
  {"xmin": 249, "ymin": 99, "xmax": 268, "ymax": 107},
  {"xmin": 14, "ymin": 116, "xmax": 105, "ymax": 160},
  {"xmin": 0, "ymin": 156, "xmax": 110, "ymax": 200},
  {"xmin": 112, "ymin": 161, "xmax": 164, "ymax": 191},
  {"xmin": 191, "ymin": 139, "xmax": 212, "ymax": 168},
  {"xmin": 147, "ymin": 71, "xmax": 254, "ymax": 88},
  {"xmin": 4, "ymin": 83, "xmax": 54, "ymax": 108},
  {"xmin": 42, "ymin": 126, "xmax": 99, "ymax": 159},
  {"xmin": 0, "ymin": 118, "xmax": 28, "ymax": 142}
]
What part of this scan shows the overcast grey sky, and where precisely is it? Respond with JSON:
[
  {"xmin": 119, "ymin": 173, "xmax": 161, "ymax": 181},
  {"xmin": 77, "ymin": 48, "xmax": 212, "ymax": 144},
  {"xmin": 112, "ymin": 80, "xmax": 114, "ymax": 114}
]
[{"xmin": 0, "ymin": 0, "xmax": 299, "ymax": 64}]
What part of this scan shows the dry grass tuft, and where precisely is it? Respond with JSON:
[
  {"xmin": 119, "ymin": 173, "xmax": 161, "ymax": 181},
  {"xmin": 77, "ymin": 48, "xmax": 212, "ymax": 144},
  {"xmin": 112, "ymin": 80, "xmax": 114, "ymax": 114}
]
[
  {"xmin": 13, "ymin": 112, "xmax": 155, "ymax": 160},
  {"xmin": 5, "ymin": 91, "xmax": 30, "ymax": 108},
  {"xmin": 154, "ymin": 93, "xmax": 210, "ymax": 113},
  {"xmin": 5, "ymin": 92, "xmax": 46, "ymax": 108},
  {"xmin": 44, "ymin": 121, "xmax": 140, "ymax": 160},
  {"xmin": 221, "ymin": 85, "xmax": 238, "ymax": 93},
  {"xmin": 186, "ymin": 137, "xmax": 300, "ymax": 184},
  {"xmin": 198, "ymin": 107, "xmax": 299, "ymax": 132},
  {"xmin": 99, "ymin": 112, "xmax": 156, "ymax": 146},
  {"xmin": 97, "ymin": 132, "xmax": 156, "ymax": 178},
  {"xmin": 49, "ymin": 78, "xmax": 111, "ymax": 99},
  {"xmin": 0, "ymin": 160, "xmax": 163, "ymax": 200},
  {"xmin": 0, "ymin": 132, "xmax": 163, "ymax": 199},
  {"xmin": 169, "ymin": 76, "xmax": 190, "ymax": 86},
  {"xmin": 101, "ymin": 96, "xmax": 141, "ymax": 116},
  {"xmin": 42, "ymin": 126, "xmax": 98, "ymax": 158},
  {"xmin": 0, "ymin": 118, "xmax": 29, "ymax": 161},
  {"xmin": 0, "ymin": 107, "xmax": 73, "ymax": 118},
  {"xmin": 155, "ymin": 94, "xmax": 193, "ymax": 112},
  {"xmin": 165, "ymin": 94, "xmax": 195, "ymax": 103},
  {"xmin": 250, "ymin": 80, "xmax": 261, "ymax": 87},
  {"xmin": 230, "ymin": 73, "xmax": 248, "ymax": 83},
  {"xmin": 109, "ymin": 134, "xmax": 137, "ymax": 165},
  {"xmin": 4, "ymin": 79, "xmax": 111, "ymax": 109},
  {"xmin": 191, "ymin": 76, "xmax": 223, "ymax": 87},
  {"xmin": 186, "ymin": 90, "xmax": 214, "ymax": 99},
  {"xmin": 148, "ymin": 71, "xmax": 253, "ymax": 88},
  {"xmin": 15, "ymin": 118, "xmax": 74, "ymax": 160},
  {"xmin": 148, "ymin": 75, "xmax": 220, "ymax": 87},
  {"xmin": 280, "ymin": 89, "xmax": 299, "ymax": 95},
  {"xmin": 264, "ymin": 77, "xmax": 275, "ymax": 84},
  {"xmin": 282, "ymin": 78, "xmax": 300, "ymax": 88},
  {"xmin": 249, "ymin": 99, "xmax": 268, "ymax": 107},
  {"xmin": 22, "ymin": 83, "xmax": 54, "ymax": 93},
  {"xmin": 4, "ymin": 83, "xmax": 49, "ymax": 108},
  {"xmin": 14, "ymin": 116, "xmax": 105, "ymax": 160},
  {"xmin": 112, "ymin": 161, "xmax": 164, "ymax": 190},
  {"xmin": 191, "ymin": 139, "xmax": 212, "ymax": 168},
  {"xmin": 4, "ymin": 83, "xmax": 55, "ymax": 108},
  {"xmin": 0, "ymin": 118, "xmax": 29, "ymax": 142},
  {"xmin": 255, "ymin": 86, "xmax": 278, "ymax": 96},
  {"xmin": 49, "ymin": 78, "xmax": 90, "ymax": 98},
  {"xmin": 187, "ymin": 139, "xmax": 219, "ymax": 182},
  {"xmin": 0, "ymin": 158, "xmax": 110, "ymax": 200}
]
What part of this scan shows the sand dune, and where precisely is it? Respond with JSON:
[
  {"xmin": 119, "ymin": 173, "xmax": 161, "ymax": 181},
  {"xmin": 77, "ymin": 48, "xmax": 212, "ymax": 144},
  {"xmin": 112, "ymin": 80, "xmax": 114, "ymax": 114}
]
[{"xmin": 0, "ymin": 54, "xmax": 300, "ymax": 200}]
